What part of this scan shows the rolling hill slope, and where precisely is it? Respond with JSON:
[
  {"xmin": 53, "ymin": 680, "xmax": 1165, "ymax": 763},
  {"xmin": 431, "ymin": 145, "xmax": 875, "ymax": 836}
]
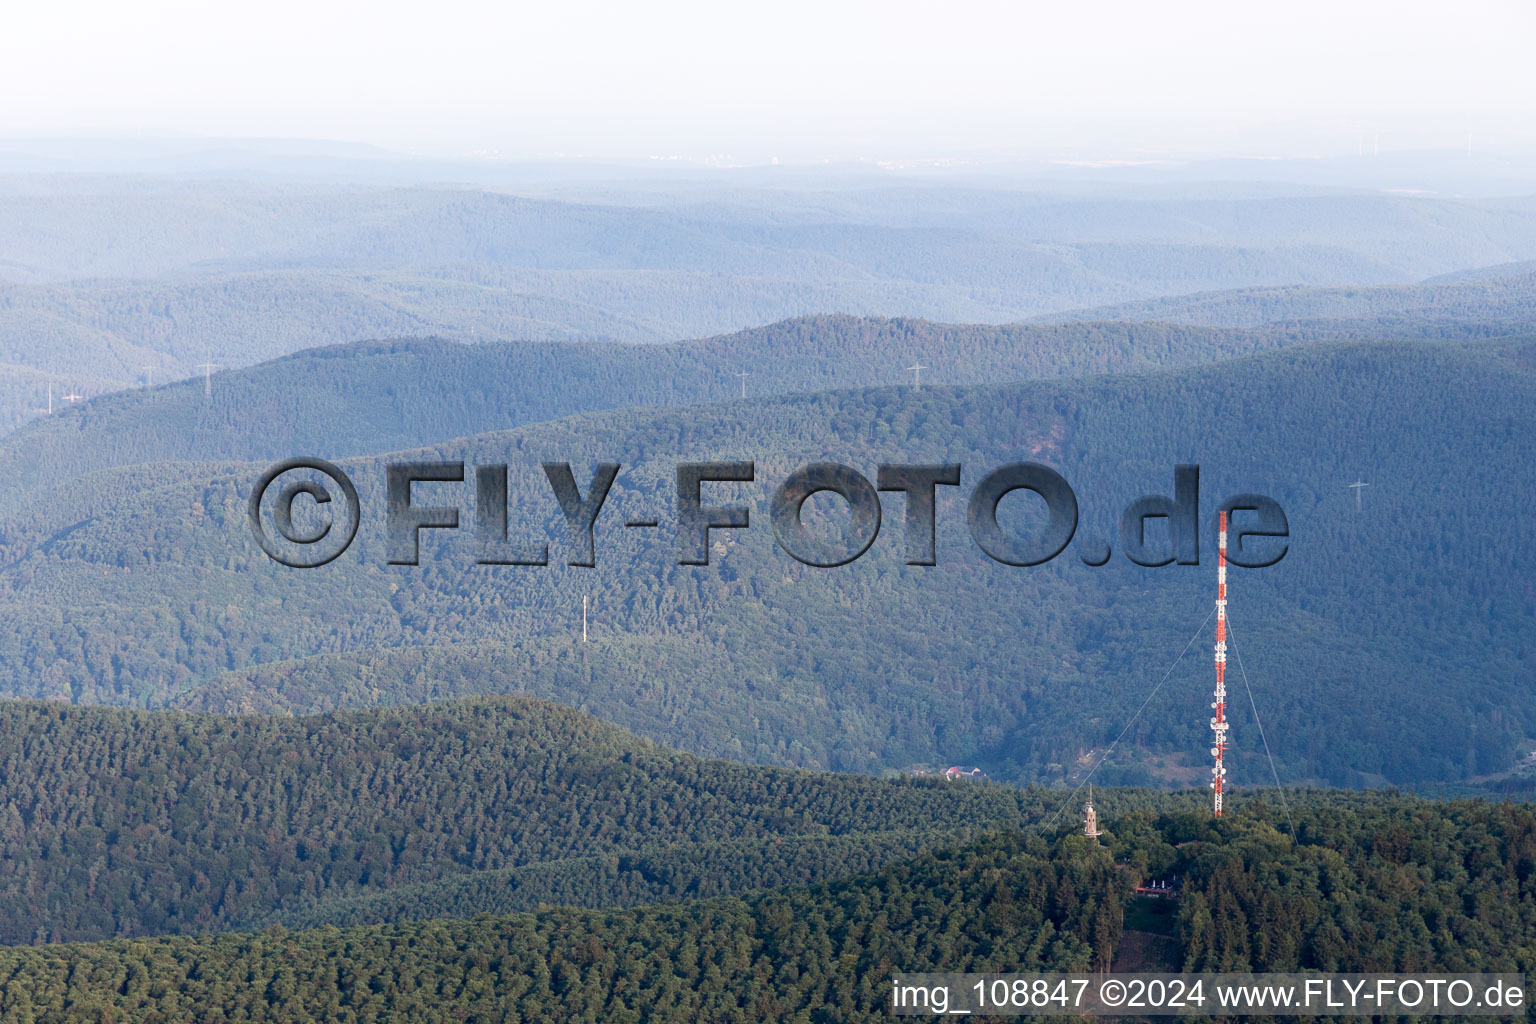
[
  {"xmin": 3, "ymin": 311, "xmax": 1532, "ymax": 527},
  {"xmin": 5, "ymin": 178, "xmax": 1536, "ymax": 429},
  {"xmin": 1041, "ymin": 265, "xmax": 1536, "ymax": 329},
  {"xmin": 9, "ymin": 181, "xmax": 1536, "ymax": 288},
  {"xmin": 0, "ymin": 831, "xmax": 1125, "ymax": 1022},
  {"xmin": 0, "ymin": 338, "xmax": 1529, "ymax": 788},
  {"xmin": 0, "ymin": 795, "xmax": 1529, "ymax": 1023},
  {"xmin": 0, "ymin": 317, "xmax": 1325, "ymax": 523},
  {"xmin": 0, "ymin": 696, "xmax": 1054, "ymax": 944}
]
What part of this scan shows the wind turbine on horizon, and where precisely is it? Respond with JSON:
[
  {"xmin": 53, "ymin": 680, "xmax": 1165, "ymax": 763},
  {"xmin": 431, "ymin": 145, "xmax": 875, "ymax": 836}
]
[{"xmin": 906, "ymin": 361, "xmax": 927, "ymax": 387}]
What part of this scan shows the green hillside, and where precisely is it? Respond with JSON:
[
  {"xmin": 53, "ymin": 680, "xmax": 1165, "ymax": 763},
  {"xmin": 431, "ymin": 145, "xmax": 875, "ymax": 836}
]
[
  {"xmin": 0, "ymin": 795, "xmax": 1529, "ymax": 1023},
  {"xmin": 0, "ymin": 696, "xmax": 1054, "ymax": 944},
  {"xmin": 0, "ymin": 338, "xmax": 1529, "ymax": 787},
  {"xmin": 252, "ymin": 830, "xmax": 980, "ymax": 932},
  {"xmin": 0, "ymin": 832, "xmax": 1123, "ymax": 1024},
  {"xmin": 0, "ymin": 315, "xmax": 1398, "ymax": 522}
]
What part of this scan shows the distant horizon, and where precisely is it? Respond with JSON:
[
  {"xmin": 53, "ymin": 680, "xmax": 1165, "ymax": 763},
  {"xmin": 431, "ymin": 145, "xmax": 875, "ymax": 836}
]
[
  {"xmin": 4, "ymin": 131, "xmax": 1536, "ymax": 168},
  {"xmin": 3, "ymin": 134, "xmax": 1536, "ymax": 198}
]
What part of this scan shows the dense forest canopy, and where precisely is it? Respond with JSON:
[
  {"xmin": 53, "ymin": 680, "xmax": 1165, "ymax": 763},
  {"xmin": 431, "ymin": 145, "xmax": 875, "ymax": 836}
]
[
  {"xmin": 0, "ymin": 316, "xmax": 1365, "ymax": 512},
  {"xmin": 0, "ymin": 696, "xmax": 1057, "ymax": 944},
  {"xmin": 0, "ymin": 794, "xmax": 1528, "ymax": 1023},
  {"xmin": 0, "ymin": 338, "xmax": 1527, "ymax": 788},
  {"xmin": 4, "ymin": 308, "xmax": 1532, "ymax": 497}
]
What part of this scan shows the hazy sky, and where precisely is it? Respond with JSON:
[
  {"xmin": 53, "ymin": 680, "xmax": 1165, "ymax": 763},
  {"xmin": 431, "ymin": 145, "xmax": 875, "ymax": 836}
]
[{"xmin": 3, "ymin": 0, "xmax": 1534, "ymax": 162}]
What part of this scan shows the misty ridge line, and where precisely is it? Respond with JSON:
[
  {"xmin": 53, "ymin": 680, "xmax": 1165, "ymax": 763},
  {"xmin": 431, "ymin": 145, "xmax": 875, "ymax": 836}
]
[{"xmin": 0, "ymin": 170, "xmax": 1531, "ymax": 456}]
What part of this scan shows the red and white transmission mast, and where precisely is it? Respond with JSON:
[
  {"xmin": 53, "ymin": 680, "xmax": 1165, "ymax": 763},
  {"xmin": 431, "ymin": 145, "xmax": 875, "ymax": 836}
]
[{"xmin": 1211, "ymin": 510, "xmax": 1230, "ymax": 817}]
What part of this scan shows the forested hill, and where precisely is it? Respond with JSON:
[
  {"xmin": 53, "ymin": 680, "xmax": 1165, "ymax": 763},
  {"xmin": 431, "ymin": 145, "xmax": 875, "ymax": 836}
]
[
  {"xmin": 1425, "ymin": 259, "xmax": 1536, "ymax": 283},
  {"xmin": 0, "ymin": 795, "xmax": 1529, "ymax": 1023},
  {"xmin": 2, "ymin": 312, "xmax": 1531, "ymax": 522},
  {"xmin": 12, "ymin": 181, "xmax": 1536, "ymax": 290},
  {"xmin": 0, "ymin": 831, "xmax": 1127, "ymax": 1023},
  {"xmin": 0, "ymin": 696, "xmax": 1056, "ymax": 944},
  {"xmin": 0, "ymin": 316, "xmax": 1348, "ymax": 519},
  {"xmin": 1041, "ymin": 265, "xmax": 1536, "ymax": 329},
  {"xmin": 6, "ymin": 177, "xmax": 1536, "ymax": 432},
  {"xmin": 0, "ymin": 339, "xmax": 1531, "ymax": 788}
]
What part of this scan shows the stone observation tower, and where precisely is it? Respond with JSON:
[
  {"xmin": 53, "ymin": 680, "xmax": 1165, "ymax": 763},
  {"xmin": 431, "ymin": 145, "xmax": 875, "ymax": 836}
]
[{"xmin": 1083, "ymin": 785, "xmax": 1103, "ymax": 841}]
